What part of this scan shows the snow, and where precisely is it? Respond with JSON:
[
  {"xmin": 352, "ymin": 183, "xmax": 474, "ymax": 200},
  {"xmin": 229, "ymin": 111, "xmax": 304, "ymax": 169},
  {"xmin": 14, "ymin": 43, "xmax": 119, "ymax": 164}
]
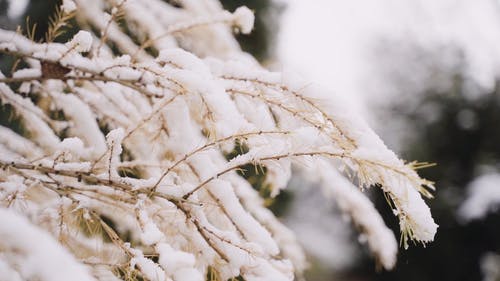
[
  {"xmin": 140, "ymin": 222, "xmax": 163, "ymax": 245},
  {"xmin": 18, "ymin": 82, "xmax": 31, "ymax": 93},
  {"xmin": 173, "ymin": 268, "xmax": 203, "ymax": 281},
  {"xmin": 481, "ymin": 252, "xmax": 500, "ymax": 281},
  {"xmin": 233, "ymin": 6, "xmax": 255, "ymax": 34},
  {"xmin": 156, "ymin": 243, "xmax": 196, "ymax": 272},
  {"xmin": 207, "ymin": 179, "xmax": 280, "ymax": 255},
  {"xmin": 291, "ymin": 126, "xmax": 322, "ymax": 149},
  {"xmin": 316, "ymin": 160, "xmax": 398, "ymax": 269},
  {"xmin": 297, "ymin": 77, "xmax": 438, "ymax": 244},
  {"xmin": 262, "ymin": 158, "xmax": 292, "ymax": 197},
  {"xmin": 0, "ymin": 81, "xmax": 61, "ymax": 151},
  {"xmin": 67, "ymin": 31, "xmax": 93, "ymax": 53},
  {"xmin": 129, "ymin": 246, "xmax": 166, "ymax": 281},
  {"xmin": 0, "ymin": 259, "xmax": 23, "ymax": 281},
  {"xmin": 284, "ymin": 176, "xmax": 358, "ymax": 270},
  {"xmin": 105, "ymin": 66, "xmax": 142, "ymax": 80},
  {"xmin": 0, "ymin": 175, "xmax": 27, "ymax": 193},
  {"xmin": 0, "ymin": 125, "xmax": 43, "ymax": 159},
  {"xmin": 0, "ymin": 1, "xmax": 441, "ymax": 279},
  {"xmin": 12, "ymin": 68, "xmax": 41, "ymax": 78},
  {"xmin": 54, "ymin": 162, "xmax": 91, "ymax": 171},
  {"xmin": 279, "ymin": 0, "xmax": 500, "ymax": 153},
  {"xmin": 0, "ymin": 209, "xmax": 96, "ymax": 281},
  {"xmin": 106, "ymin": 128, "xmax": 125, "ymax": 177},
  {"xmin": 137, "ymin": 209, "xmax": 164, "ymax": 245},
  {"xmin": 60, "ymin": 137, "xmax": 85, "ymax": 155},
  {"xmin": 7, "ymin": 0, "xmax": 28, "ymax": 18},
  {"xmin": 162, "ymin": 99, "xmax": 203, "ymax": 154},
  {"xmin": 55, "ymin": 94, "xmax": 107, "ymax": 157},
  {"xmin": 459, "ymin": 173, "xmax": 500, "ymax": 221},
  {"xmin": 62, "ymin": 0, "xmax": 77, "ymax": 13}
]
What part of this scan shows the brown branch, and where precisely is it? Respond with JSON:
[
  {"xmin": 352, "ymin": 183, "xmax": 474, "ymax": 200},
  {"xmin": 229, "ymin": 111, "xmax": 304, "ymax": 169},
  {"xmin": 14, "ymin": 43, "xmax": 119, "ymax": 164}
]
[
  {"xmin": 96, "ymin": 0, "xmax": 128, "ymax": 57},
  {"xmin": 227, "ymin": 88, "xmax": 351, "ymax": 149},
  {"xmin": 150, "ymin": 130, "xmax": 289, "ymax": 193},
  {"xmin": 123, "ymin": 93, "xmax": 181, "ymax": 141},
  {"xmin": 222, "ymin": 75, "xmax": 357, "ymax": 148},
  {"xmin": 0, "ymin": 74, "xmax": 164, "ymax": 98},
  {"xmin": 170, "ymin": 200, "xmax": 230, "ymax": 263},
  {"xmin": 1, "ymin": 159, "xmax": 133, "ymax": 191},
  {"xmin": 182, "ymin": 150, "xmax": 422, "ymax": 200}
]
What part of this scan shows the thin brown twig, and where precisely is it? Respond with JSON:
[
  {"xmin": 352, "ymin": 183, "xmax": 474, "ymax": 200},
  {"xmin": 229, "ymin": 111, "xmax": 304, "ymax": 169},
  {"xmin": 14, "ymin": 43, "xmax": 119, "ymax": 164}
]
[
  {"xmin": 181, "ymin": 150, "xmax": 424, "ymax": 200},
  {"xmin": 150, "ymin": 130, "xmax": 290, "ymax": 193}
]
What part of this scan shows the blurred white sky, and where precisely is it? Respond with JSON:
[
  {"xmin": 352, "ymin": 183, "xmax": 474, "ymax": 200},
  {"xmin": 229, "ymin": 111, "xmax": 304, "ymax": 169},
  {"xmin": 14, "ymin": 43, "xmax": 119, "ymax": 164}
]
[{"xmin": 278, "ymin": 0, "xmax": 500, "ymax": 115}]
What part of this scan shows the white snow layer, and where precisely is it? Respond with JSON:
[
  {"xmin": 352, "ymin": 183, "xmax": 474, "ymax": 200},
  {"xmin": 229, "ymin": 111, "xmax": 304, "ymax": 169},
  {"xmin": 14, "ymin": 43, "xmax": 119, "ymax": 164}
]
[
  {"xmin": 233, "ymin": 6, "xmax": 255, "ymax": 34},
  {"xmin": 459, "ymin": 173, "xmax": 500, "ymax": 220},
  {"xmin": 67, "ymin": 31, "xmax": 93, "ymax": 53},
  {"xmin": 0, "ymin": 1, "xmax": 440, "ymax": 279},
  {"xmin": 62, "ymin": 0, "xmax": 77, "ymax": 13},
  {"xmin": 317, "ymin": 160, "xmax": 398, "ymax": 270},
  {"xmin": 7, "ymin": 0, "xmax": 28, "ymax": 18},
  {"xmin": 0, "ymin": 208, "xmax": 96, "ymax": 281}
]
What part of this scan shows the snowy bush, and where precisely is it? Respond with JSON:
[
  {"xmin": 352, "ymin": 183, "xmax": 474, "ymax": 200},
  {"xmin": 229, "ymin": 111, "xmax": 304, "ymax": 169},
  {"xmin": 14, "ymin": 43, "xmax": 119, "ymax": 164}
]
[{"xmin": 0, "ymin": 0, "xmax": 437, "ymax": 280}]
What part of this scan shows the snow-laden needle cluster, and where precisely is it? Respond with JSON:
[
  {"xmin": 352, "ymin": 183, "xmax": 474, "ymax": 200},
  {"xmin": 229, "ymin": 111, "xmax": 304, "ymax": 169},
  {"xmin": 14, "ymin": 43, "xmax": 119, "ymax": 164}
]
[{"xmin": 0, "ymin": 0, "xmax": 437, "ymax": 280}]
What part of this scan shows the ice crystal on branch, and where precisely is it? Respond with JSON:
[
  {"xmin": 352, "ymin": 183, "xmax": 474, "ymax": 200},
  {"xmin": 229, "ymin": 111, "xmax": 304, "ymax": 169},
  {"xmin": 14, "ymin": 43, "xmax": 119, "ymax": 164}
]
[{"xmin": 0, "ymin": 0, "xmax": 437, "ymax": 280}]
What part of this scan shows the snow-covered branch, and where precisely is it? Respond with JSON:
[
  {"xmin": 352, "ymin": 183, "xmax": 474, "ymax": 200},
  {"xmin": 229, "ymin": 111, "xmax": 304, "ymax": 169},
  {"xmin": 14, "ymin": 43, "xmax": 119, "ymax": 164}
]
[{"xmin": 0, "ymin": 0, "xmax": 437, "ymax": 280}]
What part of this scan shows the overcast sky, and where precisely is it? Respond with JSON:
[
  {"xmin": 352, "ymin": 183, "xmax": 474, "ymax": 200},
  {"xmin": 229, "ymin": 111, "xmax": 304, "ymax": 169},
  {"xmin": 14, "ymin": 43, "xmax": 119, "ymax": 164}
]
[{"xmin": 278, "ymin": 0, "xmax": 500, "ymax": 115}]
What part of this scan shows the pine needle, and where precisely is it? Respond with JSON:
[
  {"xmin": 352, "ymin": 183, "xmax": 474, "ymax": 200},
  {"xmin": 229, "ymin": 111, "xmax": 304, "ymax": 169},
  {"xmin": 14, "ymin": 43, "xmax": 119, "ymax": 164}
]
[{"xmin": 45, "ymin": 5, "xmax": 76, "ymax": 42}]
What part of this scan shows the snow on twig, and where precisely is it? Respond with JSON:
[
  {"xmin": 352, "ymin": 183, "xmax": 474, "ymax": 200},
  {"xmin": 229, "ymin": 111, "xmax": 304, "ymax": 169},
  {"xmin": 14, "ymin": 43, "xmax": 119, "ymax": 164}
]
[{"xmin": 0, "ymin": 0, "xmax": 437, "ymax": 280}]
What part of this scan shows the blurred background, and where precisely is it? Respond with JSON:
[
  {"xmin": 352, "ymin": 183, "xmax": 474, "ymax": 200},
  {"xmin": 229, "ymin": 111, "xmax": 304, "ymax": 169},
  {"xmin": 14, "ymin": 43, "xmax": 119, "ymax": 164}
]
[{"xmin": 1, "ymin": 0, "xmax": 499, "ymax": 280}]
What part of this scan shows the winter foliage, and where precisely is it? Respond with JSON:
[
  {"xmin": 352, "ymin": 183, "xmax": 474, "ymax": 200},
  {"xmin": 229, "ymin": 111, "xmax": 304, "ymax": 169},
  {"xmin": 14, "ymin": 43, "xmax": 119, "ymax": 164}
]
[
  {"xmin": 0, "ymin": 0, "xmax": 437, "ymax": 280},
  {"xmin": 459, "ymin": 173, "xmax": 500, "ymax": 221}
]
